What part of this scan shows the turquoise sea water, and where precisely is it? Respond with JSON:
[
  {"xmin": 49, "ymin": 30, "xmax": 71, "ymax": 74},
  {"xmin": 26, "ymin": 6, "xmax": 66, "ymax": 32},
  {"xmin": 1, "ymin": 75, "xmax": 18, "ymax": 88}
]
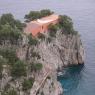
[
  {"xmin": 57, "ymin": 65, "xmax": 85, "ymax": 95},
  {"xmin": 0, "ymin": 0, "xmax": 95, "ymax": 95}
]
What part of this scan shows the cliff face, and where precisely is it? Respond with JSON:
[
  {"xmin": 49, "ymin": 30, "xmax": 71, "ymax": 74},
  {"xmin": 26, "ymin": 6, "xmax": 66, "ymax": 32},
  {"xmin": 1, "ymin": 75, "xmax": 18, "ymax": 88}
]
[
  {"xmin": 0, "ymin": 30, "xmax": 84, "ymax": 95},
  {"xmin": 25, "ymin": 30, "xmax": 84, "ymax": 95},
  {"xmin": 35, "ymin": 30, "xmax": 84, "ymax": 69}
]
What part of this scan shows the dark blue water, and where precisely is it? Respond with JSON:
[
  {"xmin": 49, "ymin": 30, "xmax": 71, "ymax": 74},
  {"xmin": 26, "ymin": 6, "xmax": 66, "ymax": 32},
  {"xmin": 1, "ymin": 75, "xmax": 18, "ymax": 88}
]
[
  {"xmin": 57, "ymin": 65, "xmax": 84, "ymax": 95},
  {"xmin": 0, "ymin": 0, "xmax": 95, "ymax": 95}
]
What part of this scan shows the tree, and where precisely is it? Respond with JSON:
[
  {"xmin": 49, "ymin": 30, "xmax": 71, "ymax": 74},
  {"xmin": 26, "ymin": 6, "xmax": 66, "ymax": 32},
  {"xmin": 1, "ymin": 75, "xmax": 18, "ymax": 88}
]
[
  {"xmin": 0, "ymin": 23, "xmax": 13, "ymax": 42},
  {"xmin": 0, "ymin": 13, "xmax": 24, "ymax": 44},
  {"xmin": 0, "ymin": 14, "xmax": 15, "ymax": 27},
  {"xmin": 0, "ymin": 48, "xmax": 18, "ymax": 65},
  {"xmin": 0, "ymin": 13, "xmax": 24, "ymax": 30},
  {"xmin": 22, "ymin": 78, "xmax": 34, "ymax": 91},
  {"xmin": 59, "ymin": 15, "xmax": 75, "ymax": 34},
  {"xmin": 40, "ymin": 9, "xmax": 54, "ymax": 17},
  {"xmin": 24, "ymin": 9, "xmax": 54, "ymax": 22},
  {"xmin": 25, "ymin": 11, "xmax": 41, "ymax": 22},
  {"xmin": 11, "ymin": 60, "xmax": 26, "ymax": 78},
  {"xmin": 48, "ymin": 24, "xmax": 58, "ymax": 37},
  {"xmin": 0, "ymin": 23, "xmax": 22, "ymax": 44},
  {"xmin": 14, "ymin": 20, "xmax": 25, "ymax": 30}
]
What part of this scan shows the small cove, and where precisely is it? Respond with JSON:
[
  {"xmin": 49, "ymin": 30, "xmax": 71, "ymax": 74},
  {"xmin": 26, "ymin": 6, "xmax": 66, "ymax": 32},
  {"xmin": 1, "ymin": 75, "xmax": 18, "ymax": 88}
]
[{"xmin": 0, "ymin": 0, "xmax": 95, "ymax": 95}]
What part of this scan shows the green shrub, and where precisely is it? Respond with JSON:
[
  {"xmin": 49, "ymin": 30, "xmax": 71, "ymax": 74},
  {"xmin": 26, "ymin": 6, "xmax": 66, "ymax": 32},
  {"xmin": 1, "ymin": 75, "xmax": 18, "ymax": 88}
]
[
  {"xmin": 11, "ymin": 60, "xmax": 26, "ymax": 78},
  {"xmin": 0, "ymin": 14, "xmax": 15, "ymax": 26},
  {"xmin": 31, "ymin": 51, "xmax": 41, "ymax": 59},
  {"xmin": 22, "ymin": 78, "xmax": 34, "ymax": 91},
  {"xmin": 48, "ymin": 24, "xmax": 58, "ymax": 37},
  {"xmin": 28, "ymin": 34, "xmax": 38, "ymax": 46},
  {"xmin": 0, "ymin": 13, "xmax": 24, "ymax": 30},
  {"xmin": 0, "ymin": 23, "xmax": 22, "ymax": 44},
  {"xmin": 40, "ymin": 9, "xmax": 54, "ymax": 17},
  {"xmin": 25, "ymin": 11, "xmax": 41, "ymax": 22},
  {"xmin": 58, "ymin": 15, "xmax": 77, "ymax": 35},
  {"xmin": 34, "ymin": 63, "xmax": 43, "ymax": 71},
  {"xmin": 0, "ymin": 13, "xmax": 24, "ymax": 44},
  {"xmin": 31, "ymin": 63, "xmax": 43, "ymax": 72},
  {"xmin": 0, "ymin": 48, "xmax": 18, "ymax": 65},
  {"xmin": 25, "ymin": 9, "xmax": 54, "ymax": 22}
]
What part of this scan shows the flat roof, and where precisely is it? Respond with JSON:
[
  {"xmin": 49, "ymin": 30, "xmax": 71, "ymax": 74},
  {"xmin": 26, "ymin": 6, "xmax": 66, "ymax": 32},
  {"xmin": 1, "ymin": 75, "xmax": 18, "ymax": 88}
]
[
  {"xmin": 30, "ymin": 14, "xmax": 59, "ymax": 25},
  {"xmin": 24, "ymin": 14, "xmax": 59, "ymax": 35}
]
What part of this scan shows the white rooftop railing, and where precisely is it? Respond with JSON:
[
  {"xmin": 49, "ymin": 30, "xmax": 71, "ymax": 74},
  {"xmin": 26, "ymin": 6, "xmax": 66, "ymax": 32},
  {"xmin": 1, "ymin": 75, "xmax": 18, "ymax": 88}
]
[{"xmin": 37, "ymin": 19, "xmax": 54, "ymax": 24}]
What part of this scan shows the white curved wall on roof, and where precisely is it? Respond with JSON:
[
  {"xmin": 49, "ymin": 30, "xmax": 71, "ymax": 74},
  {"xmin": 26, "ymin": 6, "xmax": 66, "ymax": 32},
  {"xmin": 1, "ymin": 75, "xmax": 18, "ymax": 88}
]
[{"xmin": 37, "ymin": 19, "xmax": 54, "ymax": 24}]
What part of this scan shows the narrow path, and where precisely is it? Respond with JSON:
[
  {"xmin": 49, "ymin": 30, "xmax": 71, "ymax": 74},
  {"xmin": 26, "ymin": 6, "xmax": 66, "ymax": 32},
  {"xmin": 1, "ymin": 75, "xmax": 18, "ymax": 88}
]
[{"xmin": 30, "ymin": 64, "xmax": 51, "ymax": 95}]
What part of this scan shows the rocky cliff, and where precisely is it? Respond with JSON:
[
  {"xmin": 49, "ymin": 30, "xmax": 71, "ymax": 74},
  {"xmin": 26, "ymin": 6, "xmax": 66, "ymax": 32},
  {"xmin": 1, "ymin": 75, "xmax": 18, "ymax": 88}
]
[
  {"xmin": 36, "ymin": 30, "xmax": 84, "ymax": 69},
  {"xmin": 0, "ymin": 12, "xmax": 85, "ymax": 95},
  {"xmin": 0, "ymin": 29, "xmax": 84, "ymax": 95},
  {"xmin": 16, "ymin": 29, "xmax": 84, "ymax": 95},
  {"xmin": 31, "ymin": 30, "xmax": 84, "ymax": 95}
]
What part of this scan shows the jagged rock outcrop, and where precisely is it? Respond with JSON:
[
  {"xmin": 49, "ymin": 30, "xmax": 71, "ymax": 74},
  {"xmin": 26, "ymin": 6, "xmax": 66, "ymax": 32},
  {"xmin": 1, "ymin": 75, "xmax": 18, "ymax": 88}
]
[
  {"xmin": 24, "ymin": 30, "xmax": 84, "ymax": 95},
  {"xmin": 35, "ymin": 30, "xmax": 84, "ymax": 69},
  {"xmin": 0, "ymin": 30, "xmax": 84, "ymax": 95}
]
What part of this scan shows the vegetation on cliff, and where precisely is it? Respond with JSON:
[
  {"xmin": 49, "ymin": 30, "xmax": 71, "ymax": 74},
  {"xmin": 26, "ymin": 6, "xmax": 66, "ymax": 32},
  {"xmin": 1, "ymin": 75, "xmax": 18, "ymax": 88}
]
[
  {"xmin": 0, "ymin": 9, "xmax": 82, "ymax": 95},
  {"xmin": 58, "ymin": 15, "xmax": 78, "ymax": 35},
  {"xmin": 0, "ymin": 48, "xmax": 18, "ymax": 65},
  {"xmin": 25, "ymin": 9, "xmax": 54, "ymax": 22},
  {"xmin": 11, "ymin": 60, "xmax": 26, "ymax": 78},
  {"xmin": 0, "ymin": 13, "xmax": 25, "ymax": 45},
  {"xmin": 0, "ymin": 13, "xmax": 43, "ymax": 94},
  {"xmin": 31, "ymin": 63, "xmax": 43, "ymax": 72},
  {"xmin": 48, "ymin": 24, "xmax": 58, "ymax": 37},
  {"xmin": 22, "ymin": 78, "xmax": 34, "ymax": 91}
]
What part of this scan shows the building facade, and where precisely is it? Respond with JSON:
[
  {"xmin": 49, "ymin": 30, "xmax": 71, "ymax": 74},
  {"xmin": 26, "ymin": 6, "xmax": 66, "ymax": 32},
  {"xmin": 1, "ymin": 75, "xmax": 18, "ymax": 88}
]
[{"xmin": 24, "ymin": 14, "xmax": 59, "ymax": 36}]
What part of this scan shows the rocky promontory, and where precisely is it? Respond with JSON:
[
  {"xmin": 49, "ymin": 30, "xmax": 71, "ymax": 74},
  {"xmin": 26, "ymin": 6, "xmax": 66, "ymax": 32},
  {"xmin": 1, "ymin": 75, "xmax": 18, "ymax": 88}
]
[
  {"xmin": 0, "ymin": 12, "xmax": 84, "ymax": 95},
  {"xmin": 17, "ymin": 29, "xmax": 84, "ymax": 95},
  {"xmin": 29, "ymin": 31, "xmax": 84, "ymax": 95}
]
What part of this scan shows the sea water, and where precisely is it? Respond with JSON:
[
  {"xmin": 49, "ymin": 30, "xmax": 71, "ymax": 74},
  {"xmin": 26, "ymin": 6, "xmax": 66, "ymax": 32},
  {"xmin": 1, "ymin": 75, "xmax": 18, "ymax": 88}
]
[{"xmin": 0, "ymin": 0, "xmax": 95, "ymax": 95}]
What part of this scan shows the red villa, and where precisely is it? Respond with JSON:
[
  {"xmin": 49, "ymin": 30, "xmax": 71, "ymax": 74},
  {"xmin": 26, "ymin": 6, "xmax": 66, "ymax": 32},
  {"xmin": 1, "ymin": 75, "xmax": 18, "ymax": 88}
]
[{"xmin": 24, "ymin": 14, "xmax": 59, "ymax": 36}]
